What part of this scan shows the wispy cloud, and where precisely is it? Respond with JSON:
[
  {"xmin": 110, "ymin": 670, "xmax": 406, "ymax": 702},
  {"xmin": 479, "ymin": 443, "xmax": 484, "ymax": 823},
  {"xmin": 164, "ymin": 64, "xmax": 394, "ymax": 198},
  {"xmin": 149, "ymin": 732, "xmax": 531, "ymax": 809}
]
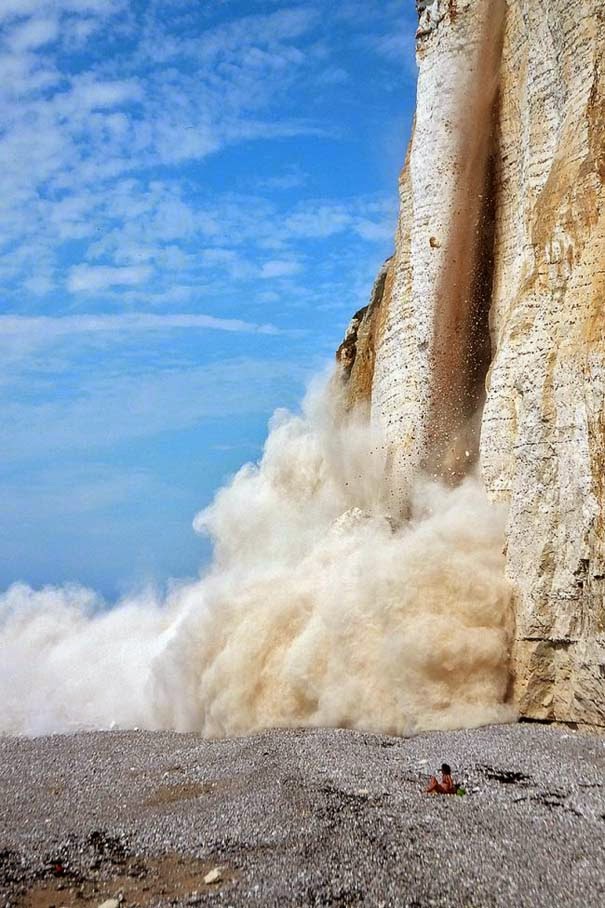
[
  {"xmin": 0, "ymin": 356, "xmax": 310, "ymax": 462},
  {"xmin": 259, "ymin": 259, "xmax": 301, "ymax": 279},
  {"xmin": 0, "ymin": 2, "xmax": 325, "ymax": 302},
  {"xmin": 0, "ymin": 312, "xmax": 283, "ymax": 339},
  {"xmin": 252, "ymin": 165, "xmax": 308, "ymax": 191},
  {"xmin": 9, "ymin": 16, "xmax": 59, "ymax": 50},
  {"xmin": 67, "ymin": 265, "xmax": 152, "ymax": 293},
  {"xmin": 0, "ymin": 1, "xmax": 411, "ymax": 311}
]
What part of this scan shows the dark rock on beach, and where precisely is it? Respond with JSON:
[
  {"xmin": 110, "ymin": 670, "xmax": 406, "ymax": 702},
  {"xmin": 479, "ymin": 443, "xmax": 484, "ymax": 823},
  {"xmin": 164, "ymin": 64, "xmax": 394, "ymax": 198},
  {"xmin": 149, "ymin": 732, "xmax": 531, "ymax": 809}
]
[{"xmin": 1, "ymin": 724, "xmax": 605, "ymax": 907}]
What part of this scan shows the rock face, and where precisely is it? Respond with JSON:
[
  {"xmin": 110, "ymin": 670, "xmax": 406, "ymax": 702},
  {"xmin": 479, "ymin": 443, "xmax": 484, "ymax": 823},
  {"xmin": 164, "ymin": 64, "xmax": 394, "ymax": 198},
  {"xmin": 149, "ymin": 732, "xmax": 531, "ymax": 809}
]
[{"xmin": 339, "ymin": 0, "xmax": 605, "ymax": 726}]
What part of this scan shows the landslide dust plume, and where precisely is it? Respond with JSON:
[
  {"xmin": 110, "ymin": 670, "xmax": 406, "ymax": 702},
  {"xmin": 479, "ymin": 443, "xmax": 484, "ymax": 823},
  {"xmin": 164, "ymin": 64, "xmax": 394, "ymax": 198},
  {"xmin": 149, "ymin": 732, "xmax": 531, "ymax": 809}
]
[{"xmin": 0, "ymin": 379, "xmax": 516, "ymax": 737}]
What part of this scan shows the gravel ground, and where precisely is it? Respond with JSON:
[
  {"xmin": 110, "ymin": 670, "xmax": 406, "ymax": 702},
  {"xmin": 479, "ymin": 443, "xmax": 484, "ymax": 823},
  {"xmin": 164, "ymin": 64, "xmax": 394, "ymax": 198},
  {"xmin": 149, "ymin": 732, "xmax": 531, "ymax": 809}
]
[{"xmin": 1, "ymin": 723, "xmax": 605, "ymax": 907}]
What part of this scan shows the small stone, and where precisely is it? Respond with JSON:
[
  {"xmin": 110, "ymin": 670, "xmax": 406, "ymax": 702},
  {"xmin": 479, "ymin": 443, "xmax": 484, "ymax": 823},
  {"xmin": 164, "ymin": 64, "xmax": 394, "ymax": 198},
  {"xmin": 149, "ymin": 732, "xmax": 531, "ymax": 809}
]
[
  {"xmin": 204, "ymin": 868, "xmax": 222, "ymax": 885},
  {"xmin": 98, "ymin": 899, "xmax": 120, "ymax": 908}
]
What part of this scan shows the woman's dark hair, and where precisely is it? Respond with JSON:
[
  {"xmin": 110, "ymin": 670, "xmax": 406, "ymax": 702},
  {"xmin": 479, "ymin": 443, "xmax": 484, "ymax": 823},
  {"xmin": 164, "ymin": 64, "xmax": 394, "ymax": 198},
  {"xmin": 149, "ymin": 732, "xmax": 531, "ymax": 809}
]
[{"xmin": 441, "ymin": 763, "xmax": 451, "ymax": 775}]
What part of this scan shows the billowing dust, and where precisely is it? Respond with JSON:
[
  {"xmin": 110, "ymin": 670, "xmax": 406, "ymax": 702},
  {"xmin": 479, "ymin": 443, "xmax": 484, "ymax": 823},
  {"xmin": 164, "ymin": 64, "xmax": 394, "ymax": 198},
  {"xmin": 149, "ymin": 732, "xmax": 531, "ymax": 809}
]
[{"xmin": 0, "ymin": 378, "xmax": 515, "ymax": 737}]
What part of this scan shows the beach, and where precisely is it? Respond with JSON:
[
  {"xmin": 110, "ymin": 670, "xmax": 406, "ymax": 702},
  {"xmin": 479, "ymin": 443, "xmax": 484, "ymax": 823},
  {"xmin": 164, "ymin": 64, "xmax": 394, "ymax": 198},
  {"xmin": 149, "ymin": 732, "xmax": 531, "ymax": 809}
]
[{"xmin": 2, "ymin": 723, "xmax": 605, "ymax": 907}]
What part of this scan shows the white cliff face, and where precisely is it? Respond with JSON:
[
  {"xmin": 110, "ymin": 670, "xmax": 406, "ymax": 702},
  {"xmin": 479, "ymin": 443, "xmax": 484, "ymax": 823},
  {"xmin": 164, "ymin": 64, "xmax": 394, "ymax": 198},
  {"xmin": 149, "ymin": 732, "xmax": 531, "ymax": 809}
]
[
  {"xmin": 416, "ymin": 0, "xmax": 449, "ymax": 38},
  {"xmin": 372, "ymin": 0, "xmax": 504, "ymax": 496},
  {"xmin": 339, "ymin": 0, "xmax": 605, "ymax": 726},
  {"xmin": 481, "ymin": 0, "xmax": 605, "ymax": 724}
]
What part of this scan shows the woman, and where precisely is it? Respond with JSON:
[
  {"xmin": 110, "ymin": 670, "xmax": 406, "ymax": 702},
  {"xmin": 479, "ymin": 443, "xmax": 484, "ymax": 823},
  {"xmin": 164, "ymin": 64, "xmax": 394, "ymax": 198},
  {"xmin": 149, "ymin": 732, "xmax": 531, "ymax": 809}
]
[{"xmin": 426, "ymin": 762, "xmax": 456, "ymax": 794}]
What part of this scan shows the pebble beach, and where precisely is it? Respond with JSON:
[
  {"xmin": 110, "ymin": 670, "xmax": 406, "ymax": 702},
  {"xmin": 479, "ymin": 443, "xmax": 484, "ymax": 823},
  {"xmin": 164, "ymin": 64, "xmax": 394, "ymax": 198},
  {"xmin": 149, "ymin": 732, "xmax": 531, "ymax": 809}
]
[{"xmin": 2, "ymin": 723, "xmax": 605, "ymax": 907}]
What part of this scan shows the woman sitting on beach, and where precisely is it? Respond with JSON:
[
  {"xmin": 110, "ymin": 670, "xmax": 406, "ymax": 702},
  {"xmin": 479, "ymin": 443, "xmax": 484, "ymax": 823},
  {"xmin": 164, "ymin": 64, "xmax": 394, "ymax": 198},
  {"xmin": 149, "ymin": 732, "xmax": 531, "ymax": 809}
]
[{"xmin": 426, "ymin": 763, "xmax": 456, "ymax": 794}]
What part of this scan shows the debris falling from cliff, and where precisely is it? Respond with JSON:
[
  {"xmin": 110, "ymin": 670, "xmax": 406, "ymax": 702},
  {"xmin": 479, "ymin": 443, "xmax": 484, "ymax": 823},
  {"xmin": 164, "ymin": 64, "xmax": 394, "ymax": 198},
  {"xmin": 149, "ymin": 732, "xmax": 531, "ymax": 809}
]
[
  {"xmin": 428, "ymin": 0, "xmax": 506, "ymax": 479},
  {"xmin": 0, "ymin": 379, "xmax": 515, "ymax": 737}
]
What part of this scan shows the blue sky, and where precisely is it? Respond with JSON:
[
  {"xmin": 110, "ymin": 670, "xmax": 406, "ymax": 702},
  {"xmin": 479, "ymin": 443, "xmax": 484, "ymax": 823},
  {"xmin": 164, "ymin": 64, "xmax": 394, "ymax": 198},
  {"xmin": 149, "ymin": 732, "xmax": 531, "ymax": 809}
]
[{"xmin": 0, "ymin": 0, "xmax": 417, "ymax": 599}]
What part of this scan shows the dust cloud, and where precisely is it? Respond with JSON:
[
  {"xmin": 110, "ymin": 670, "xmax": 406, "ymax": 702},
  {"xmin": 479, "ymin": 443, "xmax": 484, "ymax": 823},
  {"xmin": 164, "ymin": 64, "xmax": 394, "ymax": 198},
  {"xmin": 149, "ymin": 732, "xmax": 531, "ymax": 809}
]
[{"xmin": 0, "ymin": 377, "xmax": 516, "ymax": 737}]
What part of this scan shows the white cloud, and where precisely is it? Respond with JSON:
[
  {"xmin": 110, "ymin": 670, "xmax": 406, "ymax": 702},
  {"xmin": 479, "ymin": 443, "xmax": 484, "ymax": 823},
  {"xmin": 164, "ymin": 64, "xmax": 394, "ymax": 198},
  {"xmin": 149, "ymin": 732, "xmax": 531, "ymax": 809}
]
[
  {"xmin": 0, "ymin": 0, "xmax": 47, "ymax": 22},
  {"xmin": 0, "ymin": 2, "xmax": 331, "ymax": 298},
  {"xmin": 285, "ymin": 204, "xmax": 351, "ymax": 238},
  {"xmin": 253, "ymin": 166, "xmax": 307, "ymax": 191},
  {"xmin": 7, "ymin": 17, "xmax": 59, "ymax": 50},
  {"xmin": 0, "ymin": 462, "xmax": 160, "ymax": 518},
  {"xmin": 260, "ymin": 259, "xmax": 301, "ymax": 279},
  {"xmin": 315, "ymin": 66, "xmax": 348, "ymax": 85},
  {"xmin": 0, "ymin": 356, "xmax": 309, "ymax": 461},
  {"xmin": 67, "ymin": 264, "xmax": 152, "ymax": 292},
  {"xmin": 354, "ymin": 218, "xmax": 394, "ymax": 242},
  {"xmin": 189, "ymin": 8, "xmax": 318, "ymax": 63},
  {"xmin": 0, "ymin": 0, "xmax": 125, "ymax": 26},
  {"xmin": 0, "ymin": 0, "xmax": 405, "ymax": 325},
  {"xmin": 0, "ymin": 312, "xmax": 282, "ymax": 338},
  {"xmin": 370, "ymin": 29, "xmax": 417, "ymax": 79},
  {"xmin": 65, "ymin": 77, "xmax": 142, "ymax": 111},
  {"xmin": 199, "ymin": 248, "xmax": 257, "ymax": 282},
  {"xmin": 282, "ymin": 199, "xmax": 397, "ymax": 243},
  {"xmin": 23, "ymin": 274, "xmax": 55, "ymax": 295},
  {"xmin": 0, "ymin": 49, "xmax": 59, "ymax": 99}
]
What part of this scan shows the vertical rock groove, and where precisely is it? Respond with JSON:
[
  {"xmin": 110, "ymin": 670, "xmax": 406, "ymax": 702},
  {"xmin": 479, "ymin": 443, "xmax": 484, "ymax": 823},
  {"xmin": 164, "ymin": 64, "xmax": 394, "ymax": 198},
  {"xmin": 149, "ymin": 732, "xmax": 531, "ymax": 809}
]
[{"xmin": 427, "ymin": 0, "xmax": 505, "ymax": 478}]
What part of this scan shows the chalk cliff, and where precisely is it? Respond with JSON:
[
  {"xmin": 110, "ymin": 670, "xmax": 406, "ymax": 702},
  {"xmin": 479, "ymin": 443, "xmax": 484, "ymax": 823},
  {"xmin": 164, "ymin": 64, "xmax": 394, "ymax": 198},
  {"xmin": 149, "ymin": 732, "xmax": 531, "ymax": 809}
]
[{"xmin": 337, "ymin": 0, "xmax": 605, "ymax": 726}]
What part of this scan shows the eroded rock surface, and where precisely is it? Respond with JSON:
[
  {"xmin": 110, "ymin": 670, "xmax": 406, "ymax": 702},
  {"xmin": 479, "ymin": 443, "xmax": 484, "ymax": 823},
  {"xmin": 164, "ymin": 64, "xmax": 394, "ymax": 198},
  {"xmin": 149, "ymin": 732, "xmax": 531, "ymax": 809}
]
[
  {"xmin": 481, "ymin": 0, "xmax": 605, "ymax": 727},
  {"xmin": 336, "ymin": 257, "xmax": 393, "ymax": 413},
  {"xmin": 339, "ymin": 0, "xmax": 605, "ymax": 726}
]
